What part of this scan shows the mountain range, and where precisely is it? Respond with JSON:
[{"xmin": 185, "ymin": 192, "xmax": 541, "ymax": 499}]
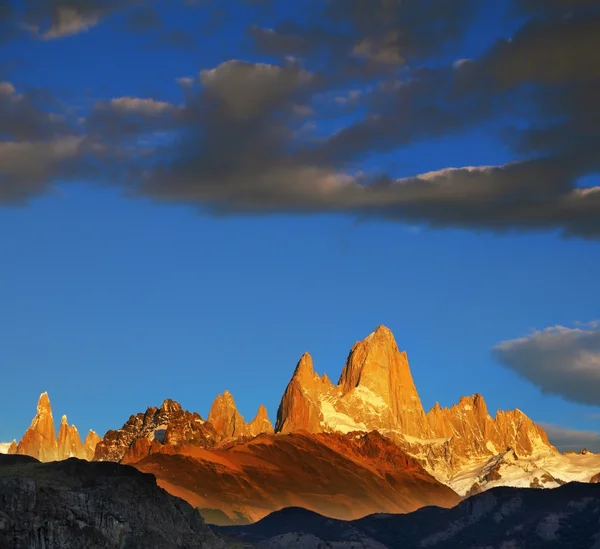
[{"xmin": 3, "ymin": 325, "xmax": 600, "ymax": 525}]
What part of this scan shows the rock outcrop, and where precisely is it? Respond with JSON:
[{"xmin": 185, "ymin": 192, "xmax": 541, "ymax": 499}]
[
  {"xmin": 82, "ymin": 429, "xmax": 102, "ymax": 461},
  {"xmin": 275, "ymin": 325, "xmax": 558, "ymax": 485},
  {"xmin": 56, "ymin": 415, "xmax": 84, "ymax": 460},
  {"xmin": 95, "ymin": 399, "xmax": 219, "ymax": 462},
  {"xmin": 208, "ymin": 391, "xmax": 274, "ymax": 440},
  {"xmin": 16, "ymin": 392, "xmax": 58, "ymax": 461},
  {"xmin": 13, "ymin": 393, "xmax": 98, "ymax": 462},
  {"xmin": 0, "ymin": 454, "xmax": 227, "ymax": 549}
]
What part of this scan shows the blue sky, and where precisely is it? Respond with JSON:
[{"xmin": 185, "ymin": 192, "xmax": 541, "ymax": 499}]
[{"xmin": 1, "ymin": 0, "xmax": 600, "ymax": 451}]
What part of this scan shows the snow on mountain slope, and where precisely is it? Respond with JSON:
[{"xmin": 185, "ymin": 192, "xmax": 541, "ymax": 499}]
[
  {"xmin": 0, "ymin": 443, "xmax": 12, "ymax": 454},
  {"xmin": 447, "ymin": 448, "xmax": 600, "ymax": 496}
]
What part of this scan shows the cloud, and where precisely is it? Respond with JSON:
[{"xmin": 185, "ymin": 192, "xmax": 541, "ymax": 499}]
[
  {"xmin": 492, "ymin": 324, "xmax": 600, "ymax": 406},
  {"xmin": 0, "ymin": 137, "xmax": 85, "ymax": 203},
  {"xmin": 0, "ymin": 81, "xmax": 71, "ymax": 140},
  {"xmin": 3, "ymin": 0, "xmax": 600, "ymax": 241},
  {"xmin": 539, "ymin": 423, "xmax": 600, "ymax": 453}
]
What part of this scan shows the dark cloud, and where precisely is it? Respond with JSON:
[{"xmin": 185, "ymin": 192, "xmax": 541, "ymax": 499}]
[
  {"xmin": 3, "ymin": 0, "xmax": 600, "ymax": 239},
  {"xmin": 250, "ymin": 0, "xmax": 478, "ymax": 65},
  {"xmin": 0, "ymin": 137, "xmax": 85, "ymax": 203},
  {"xmin": 493, "ymin": 324, "xmax": 600, "ymax": 406},
  {"xmin": 0, "ymin": 82, "xmax": 71, "ymax": 141},
  {"xmin": 21, "ymin": 0, "xmax": 129, "ymax": 39},
  {"xmin": 539, "ymin": 423, "xmax": 600, "ymax": 453},
  {"xmin": 86, "ymin": 96, "xmax": 183, "ymax": 139}
]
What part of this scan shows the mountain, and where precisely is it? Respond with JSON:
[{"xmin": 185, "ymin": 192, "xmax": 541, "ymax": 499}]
[
  {"xmin": 131, "ymin": 431, "xmax": 460, "ymax": 525},
  {"xmin": 0, "ymin": 454, "xmax": 227, "ymax": 549},
  {"xmin": 12, "ymin": 392, "xmax": 100, "ymax": 462},
  {"xmin": 217, "ymin": 482, "xmax": 600, "ymax": 549},
  {"xmin": 95, "ymin": 394, "xmax": 273, "ymax": 463},
  {"xmin": 0, "ymin": 441, "xmax": 16, "ymax": 454},
  {"xmin": 207, "ymin": 391, "xmax": 274, "ymax": 440},
  {"xmin": 275, "ymin": 325, "xmax": 580, "ymax": 493}
]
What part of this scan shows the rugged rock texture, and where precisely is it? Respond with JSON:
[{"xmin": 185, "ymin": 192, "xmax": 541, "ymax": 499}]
[
  {"xmin": 56, "ymin": 415, "xmax": 84, "ymax": 460},
  {"xmin": 95, "ymin": 399, "xmax": 219, "ymax": 462},
  {"xmin": 208, "ymin": 391, "xmax": 274, "ymax": 440},
  {"xmin": 275, "ymin": 325, "xmax": 557, "ymax": 485},
  {"xmin": 82, "ymin": 430, "xmax": 102, "ymax": 461},
  {"xmin": 217, "ymin": 482, "xmax": 600, "ymax": 549},
  {"xmin": 15, "ymin": 392, "xmax": 58, "ymax": 461},
  {"xmin": 132, "ymin": 431, "xmax": 460, "ymax": 525},
  {"xmin": 13, "ymin": 393, "xmax": 99, "ymax": 463},
  {"xmin": 0, "ymin": 454, "xmax": 227, "ymax": 549}
]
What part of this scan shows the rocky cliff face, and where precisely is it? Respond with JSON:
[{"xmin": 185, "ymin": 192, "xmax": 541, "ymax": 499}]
[
  {"xmin": 94, "ymin": 399, "xmax": 219, "ymax": 462},
  {"xmin": 208, "ymin": 391, "xmax": 274, "ymax": 440},
  {"xmin": 275, "ymin": 325, "xmax": 557, "ymax": 484},
  {"xmin": 16, "ymin": 392, "xmax": 58, "ymax": 461},
  {"xmin": 57, "ymin": 415, "xmax": 84, "ymax": 460},
  {"xmin": 13, "ymin": 393, "xmax": 100, "ymax": 463},
  {"xmin": 97, "ymin": 394, "xmax": 274, "ymax": 464},
  {"xmin": 0, "ymin": 454, "xmax": 227, "ymax": 549},
  {"xmin": 82, "ymin": 430, "xmax": 102, "ymax": 461}
]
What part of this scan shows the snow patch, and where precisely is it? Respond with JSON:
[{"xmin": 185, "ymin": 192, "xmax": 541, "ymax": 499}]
[
  {"xmin": 486, "ymin": 441, "xmax": 498, "ymax": 454},
  {"xmin": 351, "ymin": 386, "xmax": 388, "ymax": 410},
  {"xmin": 0, "ymin": 442, "xmax": 13, "ymax": 454},
  {"xmin": 320, "ymin": 400, "xmax": 367, "ymax": 434}
]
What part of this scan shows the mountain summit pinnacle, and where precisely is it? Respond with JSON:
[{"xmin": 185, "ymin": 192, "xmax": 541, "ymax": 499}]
[
  {"xmin": 338, "ymin": 324, "xmax": 426, "ymax": 433},
  {"xmin": 16, "ymin": 392, "xmax": 58, "ymax": 461},
  {"xmin": 276, "ymin": 326, "xmax": 427, "ymax": 435}
]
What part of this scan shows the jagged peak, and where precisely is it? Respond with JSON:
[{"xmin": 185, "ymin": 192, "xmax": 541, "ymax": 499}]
[
  {"xmin": 368, "ymin": 324, "xmax": 394, "ymax": 338},
  {"xmin": 255, "ymin": 404, "xmax": 268, "ymax": 419},
  {"xmin": 159, "ymin": 398, "xmax": 183, "ymax": 414},
  {"xmin": 60, "ymin": 415, "xmax": 68, "ymax": 425},
  {"xmin": 212, "ymin": 390, "xmax": 236, "ymax": 405},
  {"xmin": 37, "ymin": 392, "xmax": 52, "ymax": 415},
  {"xmin": 208, "ymin": 391, "xmax": 240, "ymax": 425},
  {"xmin": 293, "ymin": 352, "xmax": 315, "ymax": 378}
]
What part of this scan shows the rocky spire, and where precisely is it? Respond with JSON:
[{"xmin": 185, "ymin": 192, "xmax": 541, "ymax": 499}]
[
  {"xmin": 16, "ymin": 392, "xmax": 58, "ymax": 462},
  {"xmin": 57, "ymin": 415, "xmax": 84, "ymax": 460},
  {"xmin": 247, "ymin": 405, "xmax": 274, "ymax": 437},
  {"xmin": 82, "ymin": 430, "xmax": 102, "ymax": 461},
  {"xmin": 338, "ymin": 325, "xmax": 427, "ymax": 434},
  {"xmin": 208, "ymin": 391, "xmax": 246, "ymax": 439},
  {"xmin": 275, "ymin": 352, "xmax": 335, "ymax": 434}
]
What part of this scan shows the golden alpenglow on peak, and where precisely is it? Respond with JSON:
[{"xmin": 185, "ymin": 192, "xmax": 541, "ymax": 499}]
[
  {"xmin": 275, "ymin": 326, "xmax": 558, "ymax": 490},
  {"xmin": 13, "ymin": 393, "xmax": 97, "ymax": 462}
]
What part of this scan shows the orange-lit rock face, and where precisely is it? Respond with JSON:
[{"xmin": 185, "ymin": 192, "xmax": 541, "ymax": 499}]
[
  {"xmin": 82, "ymin": 430, "xmax": 102, "ymax": 461},
  {"xmin": 15, "ymin": 393, "xmax": 98, "ymax": 462},
  {"xmin": 16, "ymin": 393, "xmax": 58, "ymax": 462},
  {"xmin": 276, "ymin": 327, "xmax": 427, "ymax": 436},
  {"xmin": 275, "ymin": 325, "xmax": 556, "ymax": 481},
  {"xmin": 208, "ymin": 391, "xmax": 274, "ymax": 440},
  {"xmin": 94, "ymin": 399, "xmax": 219, "ymax": 462},
  {"xmin": 56, "ymin": 415, "xmax": 84, "ymax": 460},
  {"xmin": 132, "ymin": 431, "xmax": 461, "ymax": 524}
]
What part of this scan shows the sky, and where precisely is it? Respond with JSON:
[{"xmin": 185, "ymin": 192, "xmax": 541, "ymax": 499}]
[{"xmin": 1, "ymin": 0, "xmax": 600, "ymax": 452}]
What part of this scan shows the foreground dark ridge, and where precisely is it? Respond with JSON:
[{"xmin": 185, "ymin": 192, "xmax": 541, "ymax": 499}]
[
  {"xmin": 217, "ymin": 482, "xmax": 600, "ymax": 549},
  {"xmin": 0, "ymin": 454, "xmax": 227, "ymax": 549}
]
